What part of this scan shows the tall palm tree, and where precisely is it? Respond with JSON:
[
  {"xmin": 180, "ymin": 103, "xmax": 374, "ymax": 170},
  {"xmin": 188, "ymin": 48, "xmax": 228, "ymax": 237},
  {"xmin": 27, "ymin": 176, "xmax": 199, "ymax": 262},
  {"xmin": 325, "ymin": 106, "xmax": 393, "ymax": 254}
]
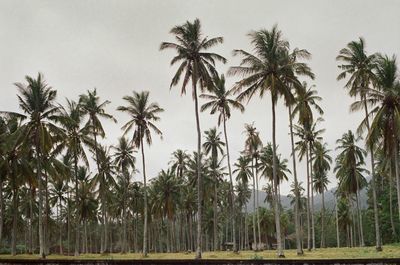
[
  {"xmin": 117, "ymin": 90, "xmax": 163, "ymax": 256},
  {"xmin": 312, "ymin": 141, "xmax": 331, "ymax": 248},
  {"xmin": 169, "ymin": 149, "xmax": 190, "ymax": 181},
  {"xmin": 335, "ymin": 130, "xmax": 367, "ymax": 247},
  {"xmin": 201, "ymin": 73, "xmax": 244, "ymax": 252},
  {"xmin": 202, "ymin": 127, "xmax": 224, "ymax": 251},
  {"xmin": 79, "ymin": 88, "xmax": 116, "ymax": 253},
  {"xmin": 242, "ymin": 123, "xmax": 262, "ymax": 250},
  {"xmin": 365, "ymin": 55, "xmax": 400, "ymax": 228},
  {"xmin": 160, "ymin": 19, "xmax": 226, "ymax": 258},
  {"xmin": 336, "ymin": 38, "xmax": 382, "ymax": 250},
  {"xmin": 58, "ymin": 99, "xmax": 93, "ymax": 256},
  {"xmin": 229, "ymin": 26, "xmax": 311, "ymax": 257},
  {"xmin": 9, "ymin": 73, "xmax": 64, "ymax": 258},
  {"xmin": 112, "ymin": 137, "xmax": 136, "ymax": 253}
]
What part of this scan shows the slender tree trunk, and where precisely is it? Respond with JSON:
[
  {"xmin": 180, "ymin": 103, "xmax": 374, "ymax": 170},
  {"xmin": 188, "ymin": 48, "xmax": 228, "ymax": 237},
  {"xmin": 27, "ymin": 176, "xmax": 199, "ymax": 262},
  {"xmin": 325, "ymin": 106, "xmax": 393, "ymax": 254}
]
[
  {"xmin": 355, "ymin": 177, "xmax": 364, "ymax": 246},
  {"xmin": 335, "ymin": 195, "xmax": 340, "ymax": 248},
  {"xmin": 394, "ymin": 143, "xmax": 400, "ymax": 225},
  {"xmin": 255, "ymin": 157, "xmax": 261, "ymax": 250},
  {"xmin": 58, "ymin": 197, "xmax": 63, "ymax": 254},
  {"xmin": 245, "ymin": 205, "xmax": 249, "ymax": 250},
  {"xmin": 44, "ymin": 170, "xmax": 49, "ymax": 256},
  {"xmin": 0, "ymin": 179, "xmax": 3, "ymax": 251},
  {"xmin": 35, "ymin": 130, "xmax": 45, "ymax": 258},
  {"xmin": 11, "ymin": 188, "xmax": 18, "ymax": 255},
  {"xmin": 67, "ymin": 190, "xmax": 70, "ymax": 255},
  {"xmin": 213, "ymin": 183, "xmax": 218, "ymax": 251},
  {"xmin": 122, "ymin": 171, "xmax": 129, "ymax": 254},
  {"xmin": 320, "ymin": 190, "xmax": 325, "ymax": 248},
  {"xmin": 74, "ymin": 152, "xmax": 80, "ymax": 256},
  {"xmin": 363, "ymin": 99, "xmax": 382, "ymax": 251},
  {"xmin": 222, "ymin": 114, "xmax": 237, "ymax": 252},
  {"xmin": 309, "ymin": 146, "xmax": 316, "ymax": 250},
  {"xmin": 192, "ymin": 80, "xmax": 203, "ymax": 259},
  {"xmin": 29, "ymin": 185, "xmax": 33, "ymax": 254},
  {"xmin": 305, "ymin": 148, "xmax": 311, "ymax": 251},
  {"xmin": 251, "ymin": 159, "xmax": 257, "ymax": 250},
  {"xmin": 271, "ymin": 100, "xmax": 284, "ymax": 257},
  {"xmin": 288, "ymin": 105, "xmax": 302, "ymax": 255},
  {"xmin": 389, "ymin": 164, "xmax": 396, "ymax": 238},
  {"xmin": 140, "ymin": 137, "xmax": 149, "ymax": 257}
]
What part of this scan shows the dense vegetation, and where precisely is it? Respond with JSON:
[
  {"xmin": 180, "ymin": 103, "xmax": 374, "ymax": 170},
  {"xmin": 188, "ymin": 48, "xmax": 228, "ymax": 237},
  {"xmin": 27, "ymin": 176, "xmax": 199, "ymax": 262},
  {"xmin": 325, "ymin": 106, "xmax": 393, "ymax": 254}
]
[{"xmin": 0, "ymin": 19, "xmax": 399, "ymax": 259}]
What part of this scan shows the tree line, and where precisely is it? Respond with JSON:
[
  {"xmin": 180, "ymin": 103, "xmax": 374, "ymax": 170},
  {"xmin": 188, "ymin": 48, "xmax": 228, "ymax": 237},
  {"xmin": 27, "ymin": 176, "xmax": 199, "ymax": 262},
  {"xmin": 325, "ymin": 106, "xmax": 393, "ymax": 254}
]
[{"xmin": 0, "ymin": 19, "xmax": 399, "ymax": 259}]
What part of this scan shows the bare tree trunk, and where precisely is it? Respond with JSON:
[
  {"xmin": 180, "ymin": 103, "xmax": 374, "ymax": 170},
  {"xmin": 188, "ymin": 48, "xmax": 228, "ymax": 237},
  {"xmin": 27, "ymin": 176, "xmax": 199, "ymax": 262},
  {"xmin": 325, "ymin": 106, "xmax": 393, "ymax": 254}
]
[
  {"xmin": 389, "ymin": 165, "xmax": 396, "ymax": 237},
  {"xmin": 0, "ymin": 179, "xmax": 3, "ymax": 251},
  {"xmin": 255, "ymin": 157, "xmax": 261, "ymax": 250},
  {"xmin": 11, "ymin": 188, "xmax": 18, "ymax": 255},
  {"xmin": 59, "ymin": 197, "xmax": 63, "ymax": 254},
  {"xmin": 74, "ymin": 151, "xmax": 80, "ymax": 256},
  {"xmin": 320, "ymin": 190, "xmax": 325, "ymax": 248},
  {"xmin": 213, "ymin": 183, "xmax": 218, "ymax": 251},
  {"xmin": 288, "ymin": 106, "xmax": 302, "ymax": 255},
  {"xmin": 140, "ymin": 137, "xmax": 149, "ymax": 256},
  {"xmin": 356, "ymin": 177, "xmax": 364, "ymax": 246},
  {"xmin": 271, "ymin": 100, "xmax": 284, "ymax": 257},
  {"xmin": 309, "ymin": 147, "xmax": 315, "ymax": 250},
  {"xmin": 251, "ymin": 159, "xmax": 257, "ymax": 250},
  {"xmin": 305, "ymin": 148, "xmax": 311, "ymax": 251},
  {"xmin": 29, "ymin": 186, "xmax": 33, "ymax": 254},
  {"xmin": 335, "ymin": 195, "xmax": 340, "ymax": 248},
  {"xmin": 35, "ymin": 131, "xmax": 45, "ymax": 258}
]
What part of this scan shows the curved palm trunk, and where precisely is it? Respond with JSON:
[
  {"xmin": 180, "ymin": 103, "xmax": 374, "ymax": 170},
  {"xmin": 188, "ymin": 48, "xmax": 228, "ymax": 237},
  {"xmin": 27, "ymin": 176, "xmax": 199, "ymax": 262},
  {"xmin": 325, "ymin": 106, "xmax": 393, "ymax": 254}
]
[
  {"xmin": 288, "ymin": 106, "xmax": 302, "ymax": 255},
  {"xmin": 193, "ymin": 81, "xmax": 203, "ymax": 259},
  {"xmin": 363, "ymin": 99, "xmax": 382, "ymax": 251},
  {"xmin": 309, "ymin": 147, "xmax": 315, "ymax": 250},
  {"xmin": 271, "ymin": 100, "xmax": 284, "ymax": 257},
  {"xmin": 140, "ymin": 137, "xmax": 149, "ymax": 257},
  {"xmin": 251, "ymin": 159, "xmax": 257, "ymax": 250},
  {"xmin": 222, "ymin": 114, "xmax": 237, "ymax": 252},
  {"xmin": 305, "ymin": 148, "xmax": 311, "ymax": 251}
]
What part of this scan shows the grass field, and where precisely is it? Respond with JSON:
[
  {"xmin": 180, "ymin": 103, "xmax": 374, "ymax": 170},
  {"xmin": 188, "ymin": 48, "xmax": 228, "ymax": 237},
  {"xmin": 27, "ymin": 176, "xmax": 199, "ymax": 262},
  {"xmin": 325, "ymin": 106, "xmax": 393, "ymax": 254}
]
[{"xmin": 1, "ymin": 245, "xmax": 400, "ymax": 260}]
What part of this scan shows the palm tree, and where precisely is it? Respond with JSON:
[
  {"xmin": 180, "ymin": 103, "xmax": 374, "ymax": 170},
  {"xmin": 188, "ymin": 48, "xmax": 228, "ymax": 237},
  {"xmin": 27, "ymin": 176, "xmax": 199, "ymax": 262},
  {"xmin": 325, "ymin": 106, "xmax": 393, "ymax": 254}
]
[
  {"xmin": 169, "ymin": 149, "xmax": 190, "ymax": 180},
  {"xmin": 112, "ymin": 137, "xmax": 136, "ymax": 253},
  {"xmin": 161, "ymin": 19, "xmax": 226, "ymax": 259},
  {"xmin": 117, "ymin": 91, "xmax": 163, "ymax": 256},
  {"xmin": 229, "ymin": 26, "xmax": 311, "ymax": 257},
  {"xmin": 335, "ymin": 130, "xmax": 368, "ymax": 247},
  {"xmin": 336, "ymin": 38, "xmax": 382, "ymax": 251},
  {"xmin": 312, "ymin": 141, "xmax": 331, "ymax": 248},
  {"xmin": 201, "ymin": 73, "xmax": 244, "ymax": 252},
  {"xmin": 364, "ymin": 55, "xmax": 400, "ymax": 227},
  {"xmin": 79, "ymin": 88, "xmax": 116, "ymax": 253},
  {"xmin": 9, "ymin": 73, "xmax": 64, "ymax": 258},
  {"xmin": 242, "ymin": 123, "xmax": 262, "ymax": 250},
  {"xmin": 202, "ymin": 127, "xmax": 225, "ymax": 251},
  {"xmin": 58, "ymin": 99, "xmax": 93, "ymax": 256}
]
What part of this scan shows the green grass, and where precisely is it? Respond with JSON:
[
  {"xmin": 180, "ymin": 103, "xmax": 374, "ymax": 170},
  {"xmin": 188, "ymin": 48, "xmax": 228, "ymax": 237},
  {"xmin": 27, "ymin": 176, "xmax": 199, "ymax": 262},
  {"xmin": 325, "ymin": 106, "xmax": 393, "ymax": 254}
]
[{"xmin": 1, "ymin": 245, "xmax": 400, "ymax": 260}]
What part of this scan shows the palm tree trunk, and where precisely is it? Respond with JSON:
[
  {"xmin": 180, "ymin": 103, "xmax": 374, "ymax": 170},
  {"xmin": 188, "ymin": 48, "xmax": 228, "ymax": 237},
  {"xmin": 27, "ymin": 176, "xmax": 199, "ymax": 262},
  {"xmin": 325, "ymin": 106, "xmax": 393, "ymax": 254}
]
[
  {"xmin": 394, "ymin": 143, "xmax": 400, "ymax": 225},
  {"xmin": 288, "ymin": 105, "xmax": 302, "ymax": 255},
  {"xmin": 309, "ymin": 147, "xmax": 316, "ymax": 250},
  {"xmin": 305, "ymin": 148, "xmax": 311, "ymax": 251},
  {"xmin": 363, "ymin": 99, "xmax": 382, "ymax": 251},
  {"xmin": 271, "ymin": 100, "xmax": 284, "ymax": 257},
  {"xmin": 67, "ymin": 190, "xmax": 70, "ymax": 255},
  {"xmin": 0, "ymin": 179, "xmax": 3, "ymax": 251},
  {"xmin": 29, "ymin": 185, "xmax": 33, "ymax": 254},
  {"xmin": 74, "ymin": 151, "xmax": 80, "ymax": 256},
  {"xmin": 251, "ymin": 159, "xmax": 257, "ymax": 250},
  {"xmin": 245, "ymin": 205, "xmax": 249, "ymax": 250},
  {"xmin": 59, "ymin": 196, "xmax": 63, "ymax": 255},
  {"xmin": 222, "ymin": 114, "xmax": 237, "ymax": 252},
  {"xmin": 44, "ymin": 170, "xmax": 49, "ymax": 256},
  {"xmin": 213, "ymin": 183, "xmax": 218, "ymax": 251},
  {"xmin": 35, "ymin": 131, "xmax": 45, "ymax": 258},
  {"xmin": 335, "ymin": 195, "xmax": 340, "ymax": 248},
  {"xmin": 11, "ymin": 188, "xmax": 18, "ymax": 256},
  {"xmin": 389, "ymin": 164, "xmax": 396, "ymax": 238},
  {"xmin": 140, "ymin": 137, "xmax": 149, "ymax": 257},
  {"xmin": 255, "ymin": 157, "xmax": 261, "ymax": 250},
  {"xmin": 193, "ymin": 80, "xmax": 203, "ymax": 259},
  {"xmin": 320, "ymin": 190, "xmax": 325, "ymax": 248},
  {"xmin": 355, "ymin": 177, "xmax": 364, "ymax": 246}
]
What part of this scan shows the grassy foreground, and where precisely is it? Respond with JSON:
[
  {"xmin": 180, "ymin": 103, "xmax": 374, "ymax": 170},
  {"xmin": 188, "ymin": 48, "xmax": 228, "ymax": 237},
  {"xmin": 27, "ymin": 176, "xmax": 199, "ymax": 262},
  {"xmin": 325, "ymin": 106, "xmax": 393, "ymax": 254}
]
[{"xmin": 1, "ymin": 245, "xmax": 400, "ymax": 260}]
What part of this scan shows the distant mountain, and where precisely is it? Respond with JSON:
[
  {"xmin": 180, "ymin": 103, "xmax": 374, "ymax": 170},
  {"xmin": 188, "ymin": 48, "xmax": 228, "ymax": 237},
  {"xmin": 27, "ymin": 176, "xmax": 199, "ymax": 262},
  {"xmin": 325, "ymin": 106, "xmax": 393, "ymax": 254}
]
[{"xmin": 245, "ymin": 186, "xmax": 368, "ymax": 212}]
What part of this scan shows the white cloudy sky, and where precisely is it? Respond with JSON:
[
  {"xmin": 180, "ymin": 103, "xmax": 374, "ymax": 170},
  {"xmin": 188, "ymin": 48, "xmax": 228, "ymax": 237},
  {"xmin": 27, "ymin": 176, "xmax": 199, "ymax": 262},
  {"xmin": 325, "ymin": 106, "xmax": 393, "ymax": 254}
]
[{"xmin": 1, "ymin": 0, "xmax": 399, "ymax": 195}]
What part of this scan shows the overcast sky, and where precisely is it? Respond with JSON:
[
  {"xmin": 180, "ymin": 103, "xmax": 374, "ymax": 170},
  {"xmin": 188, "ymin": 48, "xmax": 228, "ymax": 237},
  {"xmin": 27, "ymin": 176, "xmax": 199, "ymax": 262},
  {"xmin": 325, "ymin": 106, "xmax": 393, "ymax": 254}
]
[{"xmin": 1, "ymin": 0, "xmax": 399, "ymax": 195}]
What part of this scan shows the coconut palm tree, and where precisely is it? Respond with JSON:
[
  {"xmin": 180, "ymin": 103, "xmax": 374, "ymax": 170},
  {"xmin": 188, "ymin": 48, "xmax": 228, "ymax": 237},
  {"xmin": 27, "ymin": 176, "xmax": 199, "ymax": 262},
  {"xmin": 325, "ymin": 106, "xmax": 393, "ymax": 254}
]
[
  {"xmin": 229, "ymin": 26, "xmax": 312, "ymax": 257},
  {"xmin": 169, "ymin": 149, "xmax": 190, "ymax": 181},
  {"xmin": 117, "ymin": 91, "xmax": 163, "ymax": 256},
  {"xmin": 112, "ymin": 137, "xmax": 136, "ymax": 253},
  {"xmin": 336, "ymin": 37, "xmax": 382, "ymax": 250},
  {"xmin": 335, "ymin": 130, "xmax": 368, "ymax": 247},
  {"xmin": 8, "ymin": 73, "xmax": 64, "ymax": 258},
  {"xmin": 79, "ymin": 88, "xmax": 116, "ymax": 253},
  {"xmin": 201, "ymin": 73, "xmax": 244, "ymax": 252},
  {"xmin": 160, "ymin": 18, "xmax": 226, "ymax": 259},
  {"xmin": 312, "ymin": 141, "xmax": 331, "ymax": 248}
]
